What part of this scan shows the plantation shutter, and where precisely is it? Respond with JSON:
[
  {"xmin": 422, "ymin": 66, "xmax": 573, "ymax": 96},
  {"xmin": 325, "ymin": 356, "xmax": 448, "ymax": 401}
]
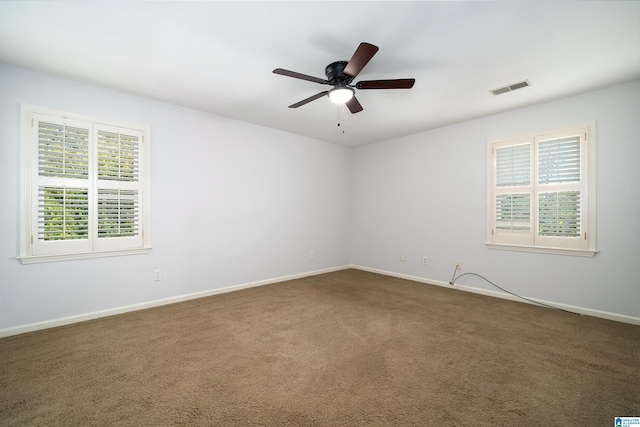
[
  {"xmin": 94, "ymin": 126, "xmax": 143, "ymax": 251},
  {"xmin": 97, "ymin": 131, "xmax": 139, "ymax": 182},
  {"xmin": 32, "ymin": 116, "xmax": 92, "ymax": 255},
  {"xmin": 535, "ymin": 131, "xmax": 585, "ymax": 249},
  {"xmin": 496, "ymin": 193, "xmax": 531, "ymax": 232},
  {"xmin": 538, "ymin": 136, "xmax": 581, "ymax": 185},
  {"xmin": 37, "ymin": 122, "xmax": 90, "ymax": 241},
  {"xmin": 496, "ymin": 144, "xmax": 531, "ymax": 187},
  {"xmin": 538, "ymin": 191, "xmax": 580, "ymax": 237},
  {"xmin": 97, "ymin": 189, "xmax": 139, "ymax": 238},
  {"xmin": 491, "ymin": 140, "xmax": 533, "ymax": 245},
  {"xmin": 38, "ymin": 187, "xmax": 89, "ymax": 241},
  {"xmin": 38, "ymin": 122, "xmax": 89, "ymax": 179}
]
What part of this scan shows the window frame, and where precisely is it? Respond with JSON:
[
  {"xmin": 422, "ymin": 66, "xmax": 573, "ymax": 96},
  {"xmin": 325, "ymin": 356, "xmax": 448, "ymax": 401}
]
[
  {"xmin": 486, "ymin": 122, "xmax": 597, "ymax": 257},
  {"xmin": 18, "ymin": 104, "xmax": 151, "ymax": 264}
]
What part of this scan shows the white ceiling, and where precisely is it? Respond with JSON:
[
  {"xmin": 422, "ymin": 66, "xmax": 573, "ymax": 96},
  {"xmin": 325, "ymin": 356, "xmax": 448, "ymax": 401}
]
[{"xmin": 1, "ymin": 1, "xmax": 639, "ymax": 147}]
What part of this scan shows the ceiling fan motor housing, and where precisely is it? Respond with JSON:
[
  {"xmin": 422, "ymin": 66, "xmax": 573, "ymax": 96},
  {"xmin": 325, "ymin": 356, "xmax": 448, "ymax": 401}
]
[{"xmin": 325, "ymin": 61, "xmax": 352, "ymax": 85}]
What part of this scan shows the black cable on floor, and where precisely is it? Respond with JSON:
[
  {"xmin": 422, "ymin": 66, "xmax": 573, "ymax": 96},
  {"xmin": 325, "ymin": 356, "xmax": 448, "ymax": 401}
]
[{"xmin": 449, "ymin": 266, "xmax": 581, "ymax": 315}]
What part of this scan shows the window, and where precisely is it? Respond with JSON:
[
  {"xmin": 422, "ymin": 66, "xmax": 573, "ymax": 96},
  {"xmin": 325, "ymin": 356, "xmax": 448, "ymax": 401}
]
[
  {"xmin": 19, "ymin": 104, "xmax": 151, "ymax": 263},
  {"xmin": 487, "ymin": 123, "xmax": 596, "ymax": 257}
]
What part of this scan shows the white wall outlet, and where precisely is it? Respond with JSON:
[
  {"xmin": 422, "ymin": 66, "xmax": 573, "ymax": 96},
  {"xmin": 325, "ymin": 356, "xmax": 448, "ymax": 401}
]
[
  {"xmin": 455, "ymin": 262, "xmax": 462, "ymax": 270},
  {"xmin": 401, "ymin": 253, "xmax": 406, "ymax": 262},
  {"xmin": 153, "ymin": 269, "xmax": 162, "ymax": 281},
  {"xmin": 309, "ymin": 251, "xmax": 315, "ymax": 260},
  {"xmin": 423, "ymin": 256, "xmax": 428, "ymax": 265}
]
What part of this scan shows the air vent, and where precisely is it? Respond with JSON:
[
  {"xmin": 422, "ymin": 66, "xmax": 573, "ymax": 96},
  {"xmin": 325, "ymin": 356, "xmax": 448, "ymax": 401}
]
[{"xmin": 490, "ymin": 80, "xmax": 531, "ymax": 96}]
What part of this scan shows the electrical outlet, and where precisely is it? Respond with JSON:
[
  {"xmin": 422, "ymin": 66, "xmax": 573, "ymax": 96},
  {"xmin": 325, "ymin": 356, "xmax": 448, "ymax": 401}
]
[
  {"xmin": 401, "ymin": 253, "xmax": 406, "ymax": 262},
  {"xmin": 455, "ymin": 262, "xmax": 462, "ymax": 270},
  {"xmin": 153, "ymin": 269, "xmax": 162, "ymax": 281},
  {"xmin": 422, "ymin": 256, "xmax": 428, "ymax": 265},
  {"xmin": 309, "ymin": 251, "xmax": 315, "ymax": 260}
]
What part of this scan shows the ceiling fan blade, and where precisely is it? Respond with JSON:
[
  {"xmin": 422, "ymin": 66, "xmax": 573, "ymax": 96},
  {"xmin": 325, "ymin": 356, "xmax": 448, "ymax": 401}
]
[
  {"xmin": 273, "ymin": 68, "xmax": 328, "ymax": 85},
  {"xmin": 342, "ymin": 42, "xmax": 379, "ymax": 79},
  {"xmin": 288, "ymin": 91, "xmax": 329, "ymax": 108},
  {"xmin": 345, "ymin": 96, "xmax": 363, "ymax": 114},
  {"xmin": 356, "ymin": 79, "xmax": 416, "ymax": 90}
]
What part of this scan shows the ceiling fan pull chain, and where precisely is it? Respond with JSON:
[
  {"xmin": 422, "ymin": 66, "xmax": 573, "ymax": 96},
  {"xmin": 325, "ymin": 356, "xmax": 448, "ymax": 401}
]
[
  {"xmin": 337, "ymin": 104, "xmax": 346, "ymax": 134},
  {"xmin": 342, "ymin": 104, "xmax": 346, "ymax": 134}
]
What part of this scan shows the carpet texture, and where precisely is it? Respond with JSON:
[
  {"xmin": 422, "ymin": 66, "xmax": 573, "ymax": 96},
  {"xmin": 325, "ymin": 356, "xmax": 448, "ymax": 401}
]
[{"xmin": 1, "ymin": 269, "xmax": 639, "ymax": 426}]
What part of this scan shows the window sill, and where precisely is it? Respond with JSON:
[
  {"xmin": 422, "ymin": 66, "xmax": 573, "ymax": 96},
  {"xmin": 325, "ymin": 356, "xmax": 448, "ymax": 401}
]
[
  {"xmin": 17, "ymin": 248, "xmax": 152, "ymax": 264},
  {"xmin": 485, "ymin": 243, "xmax": 597, "ymax": 257}
]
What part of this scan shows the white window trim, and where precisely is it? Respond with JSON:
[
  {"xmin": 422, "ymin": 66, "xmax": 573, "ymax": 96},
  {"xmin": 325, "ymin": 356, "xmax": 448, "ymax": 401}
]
[
  {"xmin": 486, "ymin": 121, "xmax": 597, "ymax": 257},
  {"xmin": 18, "ymin": 104, "xmax": 151, "ymax": 264}
]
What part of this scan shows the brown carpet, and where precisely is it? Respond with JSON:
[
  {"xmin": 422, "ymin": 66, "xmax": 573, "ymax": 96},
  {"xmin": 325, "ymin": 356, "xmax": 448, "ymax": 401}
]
[{"xmin": 1, "ymin": 269, "xmax": 639, "ymax": 426}]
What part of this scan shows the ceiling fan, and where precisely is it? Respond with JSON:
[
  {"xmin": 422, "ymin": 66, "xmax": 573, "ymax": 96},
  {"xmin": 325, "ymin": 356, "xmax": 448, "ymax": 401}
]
[{"xmin": 273, "ymin": 42, "xmax": 415, "ymax": 114}]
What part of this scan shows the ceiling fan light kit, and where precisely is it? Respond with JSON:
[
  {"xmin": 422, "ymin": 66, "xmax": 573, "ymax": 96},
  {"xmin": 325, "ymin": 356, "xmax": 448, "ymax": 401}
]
[
  {"xmin": 273, "ymin": 42, "xmax": 415, "ymax": 114},
  {"xmin": 328, "ymin": 87, "xmax": 354, "ymax": 104}
]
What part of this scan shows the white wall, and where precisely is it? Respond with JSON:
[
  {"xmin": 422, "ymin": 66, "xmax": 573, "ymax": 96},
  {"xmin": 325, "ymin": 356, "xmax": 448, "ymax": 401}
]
[
  {"xmin": 0, "ymin": 64, "xmax": 351, "ymax": 332},
  {"xmin": 350, "ymin": 80, "xmax": 640, "ymax": 320}
]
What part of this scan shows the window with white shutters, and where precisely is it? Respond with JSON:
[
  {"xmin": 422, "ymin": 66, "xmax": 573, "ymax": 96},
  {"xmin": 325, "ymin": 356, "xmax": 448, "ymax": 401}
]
[
  {"xmin": 487, "ymin": 124, "xmax": 596, "ymax": 256},
  {"xmin": 19, "ymin": 105, "xmax": 151, "ymax": 263}
]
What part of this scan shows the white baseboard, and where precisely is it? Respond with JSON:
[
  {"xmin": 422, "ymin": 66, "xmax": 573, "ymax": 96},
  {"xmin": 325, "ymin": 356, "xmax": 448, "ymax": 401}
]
[
  {"xmin": 0, "ymin": 265, "xmax": 352, "ymax": 338},
  {"xmin": 350, "ymin": 264, "xmax": 640, "ymax": 326},
  {"xmin": 3, "ymin": 264, "xmax": 637, "ymax": 338}
]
